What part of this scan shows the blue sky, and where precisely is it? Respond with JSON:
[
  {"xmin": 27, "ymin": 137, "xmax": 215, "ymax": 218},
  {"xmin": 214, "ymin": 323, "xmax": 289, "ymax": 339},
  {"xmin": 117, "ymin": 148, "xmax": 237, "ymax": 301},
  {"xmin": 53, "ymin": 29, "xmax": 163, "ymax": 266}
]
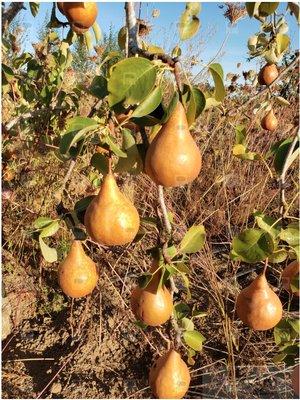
[{"xmin": 17, "ymin": 2, "xmax": 299, "ymax": 77}]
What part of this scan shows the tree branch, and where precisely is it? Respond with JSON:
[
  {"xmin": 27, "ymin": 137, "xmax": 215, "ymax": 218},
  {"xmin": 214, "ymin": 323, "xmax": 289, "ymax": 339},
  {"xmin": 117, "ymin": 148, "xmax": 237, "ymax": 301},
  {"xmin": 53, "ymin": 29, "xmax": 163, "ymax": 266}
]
[
  {"xmin": 158, "ymin": 185, "xmax": 172, "ymax": 235},
  {"xmin": 5, "ymin": 106, "xmax": 64, "ymax": 131},
  {"xmin": 227, "ymin": 53, "xmax": 300, "ymax": 114},
  {"xmin": 2, "ymin": 2, "xmax": 25, "ymax": 33},
  {"xmin": 125, "ymin": 2, "xmax": 178, "ymax": 67}
]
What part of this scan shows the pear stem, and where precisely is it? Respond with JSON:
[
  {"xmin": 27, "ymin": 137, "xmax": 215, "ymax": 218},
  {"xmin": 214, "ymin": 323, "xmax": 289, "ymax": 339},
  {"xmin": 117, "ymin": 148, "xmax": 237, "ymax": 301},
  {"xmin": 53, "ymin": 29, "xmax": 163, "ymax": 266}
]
[
  {"xmin": 174, "ymin": 62, "xmax": 182, "ymax": 99},
  {"xmin": 263, "ymin": 259, "xmax": 268, "ymax": 275},
  {"xmin": 108, "ymin": 156, "xmax": 112, "ymax": 174}
]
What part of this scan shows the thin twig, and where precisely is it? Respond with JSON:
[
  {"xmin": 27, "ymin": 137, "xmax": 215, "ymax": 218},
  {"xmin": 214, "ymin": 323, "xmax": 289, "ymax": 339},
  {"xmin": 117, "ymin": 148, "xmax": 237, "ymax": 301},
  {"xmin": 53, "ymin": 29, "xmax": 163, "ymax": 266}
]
[
  {"xmin": 2, "ymin": 2, "xmax": 25, "ymax": 32},
  {"xmin": 5, "ymin": 106, "xmax": 63, "ymax": 131},
  {"xmin": 192, "ymin": 25, "xmax": 233, "ymax": 83},
  {"xmin": 227, "ymin": 53, "xmax": 300, "ymax": 114},
  {"xmin": 55, "ymin": 159, "xmax": 76, "ymax": 201}
]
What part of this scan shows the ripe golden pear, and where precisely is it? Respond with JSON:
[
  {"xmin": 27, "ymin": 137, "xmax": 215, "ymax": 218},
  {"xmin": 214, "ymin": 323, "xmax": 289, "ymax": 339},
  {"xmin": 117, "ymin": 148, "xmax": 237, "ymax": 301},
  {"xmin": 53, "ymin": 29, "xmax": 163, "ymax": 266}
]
[
  {"xmin": 258, "ymin": 64, "xmax": 279, "ymax": 86},
  {"xmin": 149, "ymin": 349, "xmax": 191, "ymax": 399},
  {"xmin": 130, "ymin": 264, "xmax": 173, "ymax": 326},
  {"xmin": 261, "ymin": 109, "xmax": 278, "ymax": 131},
  {"xmin": 84, "ymin": 172, "xmax": 140, "ymax": 246},
  {"xmin": 145, "ymin": 101, "xmax": 202, "ymax": 187},
  {"xmin": 236, "ymin": 272, "xmax": 283, "ymax": 331},
  {"xmin": 58, "ymin": 240, "xmax": 98, "ymax": 298},
  {"xmin": 282, "ymin": 260, "xmax": 300, "ymax": 296},
  {"xmin": 62, "ymin": 2, "xmax": 98, "ymax": 31},
  {"xmin": 292, "ymin": 364, "xmax": 300, "ymax": 396}
]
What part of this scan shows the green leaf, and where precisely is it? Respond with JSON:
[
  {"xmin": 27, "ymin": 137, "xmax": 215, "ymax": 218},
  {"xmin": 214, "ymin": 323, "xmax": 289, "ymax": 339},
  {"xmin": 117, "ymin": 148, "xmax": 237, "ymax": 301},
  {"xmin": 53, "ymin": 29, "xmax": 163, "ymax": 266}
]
[
  {"xmin": 179, "ymin": 10, "xmax": 200, "ymax": 41},
  {"xmin": 161, "ymin": 92, "xmax": 179, "ymax": 123},
  {"xmin": 2, "ymin": 64, "xmax": 14, "ymax": 82},
  {"xmin": 115, "ymin": 129, "xmax": 143, "ymax": 174},
  {"xmin": 186, "ymin": 2, "xmax": 202, "ymax": 14},
  {"xmin": 145, "ymin": 44, "xmax": 165, "ymax": 55},
  {"xmin": 183, "ymin": 330, "xmax": 206, "ymax": 351},
  {"xmin": 183, "ymin": 85, "xmax": 206, "ymax": 126},
  {"xmin": 91, "ymin": 153, "xmax": 109, "ymax": 174},
  {"xmin": 59, "ymin": 117, "xmax": 98, "ymax": 155},
  {"xmin": 138, "ymin": 272, "xmax": 154, "ymax": 289},
  {"xmin": 74, "ymin": 195, "xmax": 95, "ymax": 214},
  {"xmin": 34, "ymin": 217, "xmax": 54, "ymax": 230},
  {"xmin": 40, "ymin": 221, "xmax": 60, "ymax": 238},
  {"xmin": 92, "ymin": 22, "xmax": 102, "ymax": 42},
  {"xmin": 179, "ymin": 225, "xmax": 206, "ymax": 254},
  {"xmin": 253, "ymin": 211, "xmax": 280, "ymax": 239},
  {"xmin": 89, "ymin": 75, "xmax": 108, "ymax": 99},
  {"xmin": 65, "ymin": 117, "xmax": 97, "ymax": 133},
  {"xmin": 179, "ymin": 272, "xmax": 191, "ymax": 300},
  {"xmin": 131, "ymin": 86, "xmax": 162, "ymax": 118},
  {"xmin": 274, "ymin": 319, "xmax": 292, "ymax": 345},
  {"xmin": 104, "ymin": 134, "xmax": 127, "ymax": 158},
  {"xmin": 108, "ymin": 58, "xmax": 157, "ymax": 107},
  {"xmin": 288, "ymin": 318, "xmax": 300, "ymax": 334},
  {"xmin": 192, "ymin": 309, "xmax": 207, "ymax": 318},
  {"xmin": 269, "ymin": 249, "xmax": 288, "ymax": 263},
  {"xmin": 174, "ymin": 302, "xmax": 191, "ymax": 320},
  {"xmin": 187, "ymin": 347, "xmax": 196, "ymax": 365},
  {"xmin": 235, "ymin": 125, "xmax": 246, "ymax": 145},
  {"xmin": 246, "ymin": 2, "xmax": 261, "ymax": 17},
  {"xmin": 84, "ymin": 30, "xmax": 94, "ymax": 52},
  {"xmin": 39, "ymin": 236, "xmax": 57, "ymax": 263},
  {"xmin": 273, "ymin": 352, "xmax": 287, "ymax": 363},
  {"xmin": 181, "ymin": 317, "xmax": 194, "ymax": 331},
  {"xmin": 274, "ymin": 318, "xmax": 298, "ymax": 346},
  {"xmin": 290, "ymin": 274, "xmax": 300, "ymax": 294},
  {"xmin": 209, "ymin": 63, "xmax": 226, "ymax": 102},
  {"xmin": 271, "ymin": 137, "xmax": 299, "ymax": 174},
  {"xmin": 275, "ymin": 96, "xmax": 290, "ymax": 106},
  {"xmin": 232, "ymin": 144, "xmax": 259, "ymax": 161},
  {"xmin": 231, "ymin": 228, "xmax": 274, "ymax": 263},
  {"xmin": 280, "ymin": 223, "xmax": 299, "ymax": 246},
  {"xmin": 118, "ymin": 26, "xmax": 127, "ymax": 50},
  {"xmin": 276, "ymin": 34, "xmax": 290, "ymax": 56},
  {"xmin": 134, "ymin": 320, "xmax": 148, "ymax": 330},
  {"xmin": 29, "ymin": 2, "xmax": 40, "ymax": 17},
  {"xmin": 172, "ymin": 45, "xmax": 182, "ymax": 57},
  {"xmin": 259, "ymin": 2, "xmax": 279, "ymax": 16}
]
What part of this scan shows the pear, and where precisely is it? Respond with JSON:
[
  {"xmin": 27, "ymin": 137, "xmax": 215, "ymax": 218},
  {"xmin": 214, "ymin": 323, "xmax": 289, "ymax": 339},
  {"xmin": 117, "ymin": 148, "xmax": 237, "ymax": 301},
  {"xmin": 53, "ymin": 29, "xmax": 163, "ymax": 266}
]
[
  {"xmin": 62, "ymin": 2, "xmax": 98, "ymax": 31},
  {"xmin": 149, "ymin": 349, "xmax": 191, "ymax": 399},
  {"xmin": 84, "ymin": 172, "xmax": 140, "ymax": 246},
  {"xmin": 58, "ymin": 240, "xmax": 98, "ymax": 298},
  {"xmin": 258, "ymin": 64, "xmax": 278, "ymax": 86},
  {"xmin": 261, "ymin": 109, "xmax": 278, "ymax": 131},
  {"xmin": 282, "ymin": 260, "xmax": 300, "ymax": 296},
  {"xmin": 292, "ymin": 364, "xmax": 300, "ymax": 396},
  {"xmin": 236, "ymin": 271, "xmax": 283, "ymax": 331},
  {"xmin": 70, "ymin": 23, "xmax": 89, "ymax": 35},
  {"xmin": 145, "ymin": 101, "xmax": 202, "ymax": 187},
  {"xmin": 130, "ymin": 263, "xmax": 173, "ymax": 326}
]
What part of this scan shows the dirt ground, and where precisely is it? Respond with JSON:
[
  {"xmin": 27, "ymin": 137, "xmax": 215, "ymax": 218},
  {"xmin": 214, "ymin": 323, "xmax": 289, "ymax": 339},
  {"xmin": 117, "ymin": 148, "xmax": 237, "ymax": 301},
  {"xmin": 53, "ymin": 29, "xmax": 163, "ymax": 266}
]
[{"xmin": 2, "ymin": 90, "xmax": 299, "ymax": 398}]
